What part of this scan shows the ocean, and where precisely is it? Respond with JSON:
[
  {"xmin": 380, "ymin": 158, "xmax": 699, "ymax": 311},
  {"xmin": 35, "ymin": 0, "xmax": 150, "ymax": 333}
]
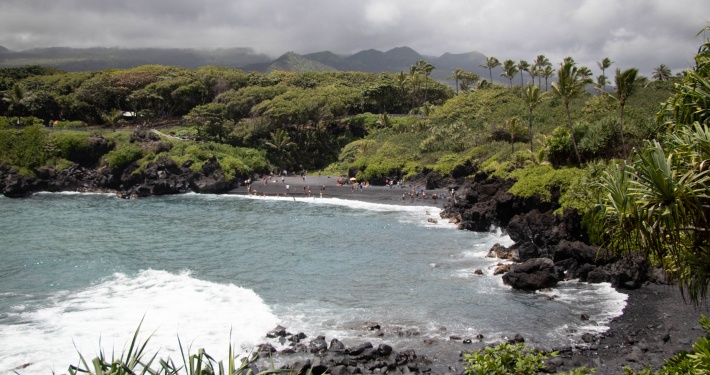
[{"xmin": 0, "ymin": 193, "xmax": 627, "ymax": 374}]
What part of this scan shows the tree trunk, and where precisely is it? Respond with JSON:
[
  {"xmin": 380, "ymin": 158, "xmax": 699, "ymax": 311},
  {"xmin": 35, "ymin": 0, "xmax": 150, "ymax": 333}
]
[
  {"xmin": 620, "ymin": 103, "xmax": 627, "ymax": 159},
  {"xmin": 529, "ymin": 108, "xmax": 534, "ymax": 153},
  {"xmin": 565, "ymin": 103, "xmax": 582, "ymax": 164}
]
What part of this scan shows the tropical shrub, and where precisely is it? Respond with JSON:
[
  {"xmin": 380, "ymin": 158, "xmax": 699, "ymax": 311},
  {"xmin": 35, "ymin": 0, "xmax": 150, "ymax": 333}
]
[
  {"xmin": 0, "ymin": 125, "xmax": 47, "ymax": 171},
  {"xmin": 594, "ymin": 25, "xmax": 710, "ymax": 304},
  {"xmin": 106, "ymin": 144, "xmax": 143, "ymax": 170},
  {"xmin": 463, "ymin": 342, "xmax": 554, "ymax": 375},
  {"xmin": 68, "ymin": 323, "xmax": 290, "ymax": 375},
  {"xmin": 51, "ymin": 132, "xmax": 91, "ymax": 159},
  {"xmin": 508, "ymin": 164, "xmax": 584, "ymax": 204}
]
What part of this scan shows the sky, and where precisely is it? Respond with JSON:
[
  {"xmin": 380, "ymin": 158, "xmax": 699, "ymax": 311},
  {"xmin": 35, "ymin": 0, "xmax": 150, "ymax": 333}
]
[{"xmin": 0, "ymin": 0, "xmax": 708, "ymax": 77}]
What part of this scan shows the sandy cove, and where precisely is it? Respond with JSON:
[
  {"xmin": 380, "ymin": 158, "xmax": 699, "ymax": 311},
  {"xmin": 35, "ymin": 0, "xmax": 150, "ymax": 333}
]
[
  {"xmin": 230, "ymin": 175, "xmax": 709, "ymax": 374},
  {"xmin": 228, "ymin": 174, "xmax": 453, "ymax": 208}
]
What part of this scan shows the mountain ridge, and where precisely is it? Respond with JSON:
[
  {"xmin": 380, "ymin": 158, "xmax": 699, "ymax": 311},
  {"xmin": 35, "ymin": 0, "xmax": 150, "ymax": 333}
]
[{"xmin": 0, "ymin": 45, "xmax": 503, "ymax": 83}]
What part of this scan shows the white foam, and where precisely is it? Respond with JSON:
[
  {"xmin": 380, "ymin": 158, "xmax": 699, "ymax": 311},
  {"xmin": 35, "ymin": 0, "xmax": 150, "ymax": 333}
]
[
  {"xmin": 0, "ymin": 270, "xmax": 278, "ymax": 375},
  {"xmin": 33, "ymin": 191, "xmax": 117, "ymax": 197}
]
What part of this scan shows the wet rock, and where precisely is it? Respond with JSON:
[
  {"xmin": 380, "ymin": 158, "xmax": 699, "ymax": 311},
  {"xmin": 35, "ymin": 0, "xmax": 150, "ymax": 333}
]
[
  {"xmin": 267, "ymin": 325, "xmax": 288, "ymax": 338},
  {"xmin": 346, "ymin": 342, "xmax": 373, "ymax": 356},
  {"xmin": 330, "ymin": 338, "xmax": 346, "ymax": 352},
  {"xmin": 377, "ymin": 344, "xmax": 393, "ymax": 356},
  {"xmin": 502, "ymin": 258, "xmax": 561, "ymax": 291},
  {"xmin": 494, "ymin": 264, "xmax": 511, "ymax": 275},
  {"xmin": 309, "ymin": 337, "xmax": 328, "ymax": 353}
]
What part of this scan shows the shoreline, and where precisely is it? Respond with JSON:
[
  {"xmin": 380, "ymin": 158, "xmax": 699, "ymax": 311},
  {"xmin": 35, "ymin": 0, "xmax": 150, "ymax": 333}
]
[
  {"xmin": 12, "ymin": 178, "xmax": 709, "ymax": 373},
  {"xmin": 231, "ymin": 176, "xmax": 710, "ymax": 373},
  {"xmin": 226, "ymin": 175, "xmax": 452, "ymax": 208}
]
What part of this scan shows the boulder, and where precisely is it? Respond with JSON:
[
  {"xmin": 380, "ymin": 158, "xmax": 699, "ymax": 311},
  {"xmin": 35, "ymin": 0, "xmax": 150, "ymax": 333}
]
[
  {"xmin": 494, "ymin": 264, "xmax": 511, "ymax": 275},
  {"xmin": 502, "ymin": 258, "xmax": 561, "ymax": 291},
  {"xmin": 586, "ymin": 254, "xmax": 651, "ymax": 289},
  {"xmin": 488, "ymin": 243, "xmax": 515, "ymax": 260}
]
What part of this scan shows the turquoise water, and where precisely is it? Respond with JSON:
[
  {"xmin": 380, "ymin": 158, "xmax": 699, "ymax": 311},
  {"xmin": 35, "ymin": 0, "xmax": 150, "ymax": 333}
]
[{"xmin": 0, "ymin": 193, "xmax": 626, "ymax": 374}]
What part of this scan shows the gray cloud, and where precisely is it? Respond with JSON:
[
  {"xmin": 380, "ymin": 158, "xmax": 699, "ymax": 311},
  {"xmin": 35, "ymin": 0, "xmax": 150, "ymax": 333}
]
[{"xmin": 0, "ymin": 0, "xmax": 708, "ymax": 77}]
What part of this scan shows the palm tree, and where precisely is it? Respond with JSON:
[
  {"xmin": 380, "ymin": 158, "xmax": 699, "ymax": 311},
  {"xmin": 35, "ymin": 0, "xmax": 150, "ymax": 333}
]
[
  {"xmin": 407, "ymin": 66, "xmax": 421, "ymax": 109},
  {"xmin": 597, "ymin": 57, "xmax": 614, "ymax": 91},
  {"xmin": 395, "ymin": 71, "xmax": 408, "ymax": 93},
  {"xmin": 459, "ymin": 71, "xmax": 480, "ymax": 93},
  {"xmin": 449, "ymin": 68, "xmax": 465, "ymax": 95},
  {"xmin": 101, "ymin": 109, "xmax": 124, "ymax": 132},
  {"xmin": 578, "ymin": 66, "xmax": 593, "ymax": 80},
  {"xmin": 506, "ymin": 117, "xmax": 522, "ymax": 152},
  {"xmin": 613, "ymin": 68, "xmax": 639, "ymax": 159},
  {"xmin": 517, "ymin": 60, "xmax": 530, "ymax": 88},
  {"xmin": 542, "ymin": 65, "xmax": 555, "ymax": 91},
  {"xmin": 551, "ymin": 61, "xmax": 593, "ymax": 164},
  {"xmin": 414, "ymin": 60, "xmax": 435, "ymax": 102},
  {"xmin": 480, "ymin": 56, "xmax": 501, "ymax": 84},
  {"xmin": 652, "ymin": 64, "xmax": 672, "ymax": 81},
  {"xmin": 2, "ymin": 83, "xmax": 24, "ymax": 125},
  {"xmin": 596, "ymin": 75, "xmax": 609, "ymax": 91},
  {"xmin": 500, "ymin": 59, "xmax": 519, "ymax": 88},
  {"xmin": 522, "ymin": 83, "xmax": 544, "ymax": 153},
  {"xmin": 265, "ymin": 129, "xmax": 297, "ymax": 171},
  {"xmin": 534, "ymin": 55, "xmax": 551, "ymax": 87}
]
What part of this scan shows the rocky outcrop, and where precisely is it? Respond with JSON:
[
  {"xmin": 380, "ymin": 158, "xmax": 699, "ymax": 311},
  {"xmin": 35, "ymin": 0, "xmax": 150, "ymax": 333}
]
[
  {"xmin": 445, "ymin": 170, "xmax": 659, "ymax": 291},
  {"xmin": 259, "ymin": 327, "xmax": 436, "ymax": 375},
  {"xmin": 502, "ymin": 258, "xmax": 562, "ymax": 291},
  {"xmin": 0, "ymin": 129, "xmax": 240, "ymax": 198}
]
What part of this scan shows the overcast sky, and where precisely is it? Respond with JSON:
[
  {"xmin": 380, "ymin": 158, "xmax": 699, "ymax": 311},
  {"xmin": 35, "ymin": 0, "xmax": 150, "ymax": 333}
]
[{"xmin": 1, "ymin": 0, "xmax": 708, "ymax": 77}]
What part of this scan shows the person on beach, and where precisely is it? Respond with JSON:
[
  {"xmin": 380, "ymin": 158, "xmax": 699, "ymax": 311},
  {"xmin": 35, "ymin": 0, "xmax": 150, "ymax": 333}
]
[{"xmin": 286, "ymin": 184, "xmax": 290, "ymax": 195}]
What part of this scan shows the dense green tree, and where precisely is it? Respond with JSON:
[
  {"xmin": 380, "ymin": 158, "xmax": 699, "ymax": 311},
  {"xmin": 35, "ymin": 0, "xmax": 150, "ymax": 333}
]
[
  {"xmin": 551, "ymin": 61, "xmax": 593, "ymax": 164},
  {"xmin": 480, "ymin": 56, "xmax": 501, "ymax": 84},
  {"xmin": 183, "ymin": 103, "xmax": 230, "ymax": 142},
  {"xmin": 363, "ymin": 79, "xmax": 403, "ymax": 113}
]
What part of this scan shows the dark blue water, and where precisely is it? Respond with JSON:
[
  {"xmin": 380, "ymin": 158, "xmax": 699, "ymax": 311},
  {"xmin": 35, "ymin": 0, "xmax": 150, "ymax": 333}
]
[{"xmin": 0, "ymin": 193, "xmax": 626, "ymax": 374}]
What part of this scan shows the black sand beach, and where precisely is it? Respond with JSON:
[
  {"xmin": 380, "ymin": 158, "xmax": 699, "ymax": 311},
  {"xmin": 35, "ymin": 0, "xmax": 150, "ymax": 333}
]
[
  {"xmin": 229, "ymin": 174, "xmax": 452, "ymax": 208},
  {"xmin": 232, "ymin": 175, "xmax": 708, "ymax": 373}
]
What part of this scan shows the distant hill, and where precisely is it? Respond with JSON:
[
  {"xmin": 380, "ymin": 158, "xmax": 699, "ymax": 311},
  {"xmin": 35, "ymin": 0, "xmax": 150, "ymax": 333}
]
[
  {"xmin": 258, "ymin": 52, "xmax": 338, "ymax": 73},
  {"xmin": 0, "ymin": 45, "xmax": 509, "ymax": 84},
  {"xmin": 0, "ymin": 47, "xmax": 273, "ymax": 71}
]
